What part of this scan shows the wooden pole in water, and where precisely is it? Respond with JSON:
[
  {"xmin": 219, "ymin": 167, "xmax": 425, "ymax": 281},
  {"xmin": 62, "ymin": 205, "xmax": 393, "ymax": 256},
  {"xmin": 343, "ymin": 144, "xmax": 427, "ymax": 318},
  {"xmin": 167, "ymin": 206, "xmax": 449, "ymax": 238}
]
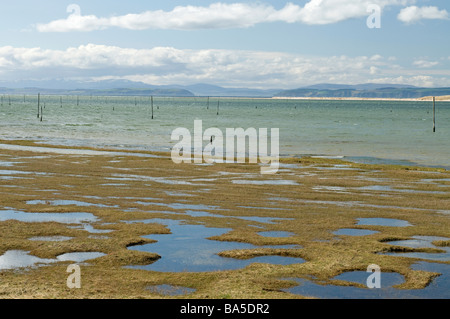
[
  {"xmin": 207, "ymin": 96, "xmax": 210, "ymax": 110},
  {"xmin": 217, "ymin": 99, "xmax": 220, "ymax": 116},
  {"xmin": 40, "ymin": 104, "xmax": 43, "ymax": 122},
  {"xmin": 151, "ymin": 96, "xmax": 154, "ymax": 119},
  {"xmin": 433, "ymin": 96, "xmax": 436, "ymax": 133},
  {"xmin": 37, "ymin": 93, "xmax": 40, "ymax": 118}
]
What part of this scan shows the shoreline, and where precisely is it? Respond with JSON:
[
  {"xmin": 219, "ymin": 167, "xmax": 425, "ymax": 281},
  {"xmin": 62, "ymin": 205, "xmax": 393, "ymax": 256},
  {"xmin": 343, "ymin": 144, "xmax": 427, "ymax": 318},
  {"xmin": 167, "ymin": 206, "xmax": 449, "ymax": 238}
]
[
  {"xmin": 272, "ymin": 96, "xmax": 450, "ymax": 102},
  {"xmin": 1, "ymin": 139, "xmax": 448, "ymax": 171},
  {"xmin": 3, "ymin": 93, "xmax": 450, "ymax": 101}
]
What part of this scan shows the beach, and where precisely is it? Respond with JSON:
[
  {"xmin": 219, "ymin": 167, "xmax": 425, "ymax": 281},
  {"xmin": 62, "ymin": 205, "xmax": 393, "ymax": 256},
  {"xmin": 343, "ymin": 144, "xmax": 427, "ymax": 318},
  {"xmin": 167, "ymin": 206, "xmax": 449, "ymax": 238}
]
[{"xmin": 0, "ymin": 139, "xmax": 449, "ymax": 298}]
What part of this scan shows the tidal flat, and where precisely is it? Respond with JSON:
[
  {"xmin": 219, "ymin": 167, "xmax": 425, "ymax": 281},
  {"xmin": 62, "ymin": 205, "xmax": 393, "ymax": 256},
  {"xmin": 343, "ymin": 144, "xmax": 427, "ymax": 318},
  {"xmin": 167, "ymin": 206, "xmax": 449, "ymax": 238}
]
[{"xmin": 0, "ymin": 139, "xmax": 449, "ymax": 299}]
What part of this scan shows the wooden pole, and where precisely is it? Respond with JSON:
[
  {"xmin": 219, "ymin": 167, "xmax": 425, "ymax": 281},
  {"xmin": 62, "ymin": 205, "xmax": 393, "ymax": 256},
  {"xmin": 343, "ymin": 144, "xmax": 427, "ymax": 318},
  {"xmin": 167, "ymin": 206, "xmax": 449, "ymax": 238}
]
[
  {"xmin": 151, "ymin": 96, "xmax": 154, "ymax": 119},
  {"xmin": 217, "ymin": 99, "xmax": 220, "ymax": 116},
  {"xmin": 207, "ymin": 96, "xmax": 210, "ymax": 110},
  {"xmin": 37, "ymin": 93, "xmax": 40, "ymax": 118},
  {"xmin": 433, "ymin": 96, "xmax": 436, "ymax": 133}
]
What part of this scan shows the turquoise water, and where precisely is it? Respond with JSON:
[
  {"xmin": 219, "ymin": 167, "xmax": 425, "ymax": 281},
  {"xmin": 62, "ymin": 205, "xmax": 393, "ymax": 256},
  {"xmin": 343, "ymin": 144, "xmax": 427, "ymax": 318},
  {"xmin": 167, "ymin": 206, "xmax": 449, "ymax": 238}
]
[{"xmin": 1, "ymin": 95, "xmax": 449, "ymax": 169}]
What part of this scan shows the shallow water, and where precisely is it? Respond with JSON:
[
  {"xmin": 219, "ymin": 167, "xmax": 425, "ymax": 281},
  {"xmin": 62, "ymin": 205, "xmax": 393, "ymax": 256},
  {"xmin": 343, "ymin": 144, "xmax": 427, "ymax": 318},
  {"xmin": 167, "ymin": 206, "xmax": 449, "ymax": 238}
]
[
  {"xmin": 0, "ymin": 209, "xmax": 98, "ymax": 224},
  {"xmin": 357, "ymin": 218, "xmax": 412, "ymax": 227},
  {"xmin": 0, "ymin": 161, "xmax": 18, "ymax": 167},
  {"xmin": 232, "ymin": 180, "xmax": 299, "ymax": 186},
  {"xmin": 0, "ymin": 250, "xmax": 55, "ymax": 270},
  {"xmin": 28, "ymin": 236, "xmax": 73, "ymax": 242},
  {"xmin": 106, "ymin": 174, "xmax": 195, "ymax": 185},
  {"xmin": 0, "ymin": 170, "xmax": 32, "ymax": 175},
  {"xmin": 383, "ymin": 236, "xmax": 450, "ymax": 262},
  {"xmin": 127, "ymin": 218, "xmax": 304, "ymax": 272},
  {"xmin": 56, "ymin": 252, "xmax": 106, "ymax": 263},
  {"xmin": 0, "ymin": 143, "xmax": 160, "ymax": 158},
  {"xmin": 27, "ymin": 199, "xmax": 114, "ymax": 208},
  {"xmin": 2, "ymin": 98, "xmax": 449, "ymax": 169},
  {"xmin": 284, "ymin": 261, "xmax": 450, "ymax": 299},
  {"xmin": 388, "ymin": 236, "xmax": 449, "ymax": 249},
  {"xmin": 0, "ymin": 250, "xmax": 105, "ymax": 270}
]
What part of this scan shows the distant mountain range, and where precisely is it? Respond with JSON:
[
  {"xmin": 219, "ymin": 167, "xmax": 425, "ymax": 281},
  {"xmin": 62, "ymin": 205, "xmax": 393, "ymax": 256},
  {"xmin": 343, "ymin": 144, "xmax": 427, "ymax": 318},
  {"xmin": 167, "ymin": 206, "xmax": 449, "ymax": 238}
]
[
  {"xmin": 0, "ymin": 79, "xmax": 279, "ymax": 97},
  {"xmin": 1, "ymin": 79, "xmax": 450, "ymax": 98},
  {"xmin": 275, "ymin": 85, "xmax": 450, "ymax": 99}
]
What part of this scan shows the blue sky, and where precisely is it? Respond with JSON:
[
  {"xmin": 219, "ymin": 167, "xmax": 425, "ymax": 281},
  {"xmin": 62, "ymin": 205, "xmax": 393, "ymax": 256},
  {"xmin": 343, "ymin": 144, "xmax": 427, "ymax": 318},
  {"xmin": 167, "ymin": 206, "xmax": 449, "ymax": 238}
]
[{"xmin": 0, "ymin": 0, "xmax": 449, "ymax": 89}]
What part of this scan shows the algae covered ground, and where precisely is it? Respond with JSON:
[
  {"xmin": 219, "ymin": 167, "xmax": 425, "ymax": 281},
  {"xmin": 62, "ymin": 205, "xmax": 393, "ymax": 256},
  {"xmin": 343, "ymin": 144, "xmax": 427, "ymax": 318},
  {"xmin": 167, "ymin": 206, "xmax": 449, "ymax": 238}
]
[{"xmin": 0, "ymin": 139, "xmax": 449, "ymax": 299}]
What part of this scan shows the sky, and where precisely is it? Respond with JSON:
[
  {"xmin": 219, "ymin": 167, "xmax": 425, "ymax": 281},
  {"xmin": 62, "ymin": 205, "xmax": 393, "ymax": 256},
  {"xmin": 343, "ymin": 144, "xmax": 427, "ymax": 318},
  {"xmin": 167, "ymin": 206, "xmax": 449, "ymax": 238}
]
[{"xmin": 0, "ymin": 0, "xmax": 449, "ymax": 89}]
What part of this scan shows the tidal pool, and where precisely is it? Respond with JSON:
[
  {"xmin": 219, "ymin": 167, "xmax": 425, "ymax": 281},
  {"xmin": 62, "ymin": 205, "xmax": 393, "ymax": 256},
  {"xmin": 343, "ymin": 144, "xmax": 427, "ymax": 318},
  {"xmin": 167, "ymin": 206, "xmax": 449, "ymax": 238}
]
[
  {"xmin": 0, "ymin": 161, "xmax": 18, "ymax": 167},
  {"xmin": 357, "ymin": 218, "xmax": 412, "ymax": 227},
  {"xmin": 126, "ymin": 218, "xmax": 304, "ymax": 272},
  {"xmin": 283, "ymin": 262, "xmax": 450, "ymax": 299},
  {"xmin": 0, "ymin": 209, "xmax": 98, "ymax": 224},
  {"xmin": 107, "ymin": 174, "xmax": 195, "ymax": 185},
  {"xmin": 27, "ymin": 199, "xmax": 115, "ymax": 208},
  {"xmin": 232, "ymin": 180, "xmax": 299, "ymax": 186},
  {"xmin": 383, "ymin": 236, "xmax": 450, "ymax": 262},
  {"xmin": 56, "ymin": 252, "xmax": 106, "ymax": 263},
  {"xmin": 0, "ymin": 250, "xmax": 55, "ymax": 270},
  {"xmin": 28, "ymin": 236, "xmax": 73, "ymax": 242},
  {"xmin": 0, "ymin": 250, "xmax": 105, "ymax": 270}
]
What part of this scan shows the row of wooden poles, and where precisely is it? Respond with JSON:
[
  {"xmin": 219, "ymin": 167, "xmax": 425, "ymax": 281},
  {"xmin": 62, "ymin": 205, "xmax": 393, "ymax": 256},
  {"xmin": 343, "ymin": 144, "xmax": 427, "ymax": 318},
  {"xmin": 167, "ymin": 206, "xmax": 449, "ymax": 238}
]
[
  {"xmin": 2, "ymin": 93, "xmax": 438, "ymax": 131},
  {"xmin": 33, "ymin": 94, "xmax": 222, "ymax": 121},
  {"xmin": 35, "ymin": 93, "xmax": 160, "ymax": 121}
]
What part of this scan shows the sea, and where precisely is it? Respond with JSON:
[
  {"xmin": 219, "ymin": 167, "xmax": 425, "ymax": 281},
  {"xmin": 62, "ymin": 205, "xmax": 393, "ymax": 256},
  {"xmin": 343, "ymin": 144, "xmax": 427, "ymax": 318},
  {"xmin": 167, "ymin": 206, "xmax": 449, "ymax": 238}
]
[{"xmin": 1, "ymin": 95, "xmax": 449, "ymax": 169}]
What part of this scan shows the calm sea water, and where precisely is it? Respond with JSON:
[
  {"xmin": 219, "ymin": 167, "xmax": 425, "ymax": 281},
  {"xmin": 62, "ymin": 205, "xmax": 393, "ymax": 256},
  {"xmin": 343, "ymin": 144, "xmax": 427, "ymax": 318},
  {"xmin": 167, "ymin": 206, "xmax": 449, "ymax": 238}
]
[{"xmin": 1, "ymin": 95, "xmax": 449, "ymax": 169}]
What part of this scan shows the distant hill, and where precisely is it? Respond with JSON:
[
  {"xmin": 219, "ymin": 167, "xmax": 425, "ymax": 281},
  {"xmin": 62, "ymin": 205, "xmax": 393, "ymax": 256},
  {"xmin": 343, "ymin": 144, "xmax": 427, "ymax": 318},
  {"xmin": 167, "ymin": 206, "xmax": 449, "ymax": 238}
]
[
  {"xmin": 0, "ymin": 80, "xmax": 277, "ymax": 97},
  {"xmin": 275, "ymin": 85, "xmax": 450, "ymax": 99},
  {"xmin": 0, "ymin": 87, "xmax": 195, "ymax": 97},
  {"xmin": 1, "ymin": 79, "xmax": 450, "ymax": 99}
]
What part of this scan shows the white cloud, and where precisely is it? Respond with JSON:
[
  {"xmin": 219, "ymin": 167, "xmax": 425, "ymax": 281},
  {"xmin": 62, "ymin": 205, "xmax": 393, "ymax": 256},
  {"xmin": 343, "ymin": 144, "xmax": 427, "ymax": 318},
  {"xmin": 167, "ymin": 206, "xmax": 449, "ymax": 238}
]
[
  {"xmin": 1, "ymin": 44, "xmax": 448, "ymax": 88},
  {"xmin": 398, "ymin": 6, "xmax": 449, "ymax": 23},
  {"xmin": 36, "ymin": 1, "xmax": 414, "ymax": 32},
  {"xmin": 413, "ymin": 60, "xmax": 439, "ymax": 68}
]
